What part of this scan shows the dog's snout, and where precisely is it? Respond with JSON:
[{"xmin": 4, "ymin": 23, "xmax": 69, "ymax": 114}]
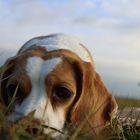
[
  {"xmin": 26, "ymin": 118, "xmax": 42, "ymax": 135},
  {"xmin": 31, "ymin": 118, "xmax": 41, "ymax": 126}
]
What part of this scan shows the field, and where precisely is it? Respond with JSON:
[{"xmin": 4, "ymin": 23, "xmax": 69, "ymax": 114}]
[
  {"xmin": 0, "ymin": 96, "xmax": 140, "ymax": 140},
  {"xmin": 116, "ymin": 97, "xmax": 140, "ymax": 108}
]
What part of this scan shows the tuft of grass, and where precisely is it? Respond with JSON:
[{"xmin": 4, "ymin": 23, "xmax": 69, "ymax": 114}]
[{"xmin": 0, "ymin": 96, "xmax": 140, "ymax": 140}]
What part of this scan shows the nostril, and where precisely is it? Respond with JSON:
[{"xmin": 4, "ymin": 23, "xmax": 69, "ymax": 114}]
[
  {"xmin": 26, "ymin": 127, "xmax": 40, "ymax": 135},
  {"xmin": 26, "ymin": 119, "xmax": 42, "ymax": 135},
  {"xmin": 32, "ymin": 127, "xmax": 39, "ymax": 135}
]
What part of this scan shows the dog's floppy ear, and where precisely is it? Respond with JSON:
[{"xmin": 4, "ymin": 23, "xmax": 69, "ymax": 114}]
[
  {"xmin": 70, "ymin": 62, "xmax": 118, "ymax": 134},
  {"xmin": 0, "ymin": 57, "xmax": 16, "ymax": 105}
]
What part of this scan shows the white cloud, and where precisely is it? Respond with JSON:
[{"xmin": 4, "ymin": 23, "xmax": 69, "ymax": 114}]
[
  {"xmin": 83, "ymin": 0, "xmax": 96, "ymax": 8},
  {"xmin": 101, "ymin": 0, "xmax": 140, "ymax": 17},
  {"xmin": 0, "ymin": 0, "xmax": 140, "ymax": 98}
]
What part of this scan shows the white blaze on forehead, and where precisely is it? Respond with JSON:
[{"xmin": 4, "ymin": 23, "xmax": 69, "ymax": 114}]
[
  {"xmin": 8, "ymin": 56, "xmax": 62, "ymax": 122},
  {"xmin": 19, "ymin": 33, "xmax": 91, "ymax": 62},
  {"xmin": 26, "ymin": 56, "xmax": 62, "ymax": 82},
  {"xmin": 15, "ymin": 57, "xmax": 62, "ymax": 115}
]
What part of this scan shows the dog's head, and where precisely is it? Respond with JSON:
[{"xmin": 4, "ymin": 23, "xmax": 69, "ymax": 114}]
[{"xmin": 0, "ymin": 34, "xmax": 117, "ymax": 136}]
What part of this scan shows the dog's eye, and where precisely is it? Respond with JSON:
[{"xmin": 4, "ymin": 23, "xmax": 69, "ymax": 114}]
[
  {"xmin": 7, "ymin": 84, "xmax": 17, "ymax": 93},
  {"xmin": 7, "ymin": 84, "xmax": 21, "ymax": 99},
  {"xmin": 54, "ymin": 86, "xmax": 71, "ymax": 100}
]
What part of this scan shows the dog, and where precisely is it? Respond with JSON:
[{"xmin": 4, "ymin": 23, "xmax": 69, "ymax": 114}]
[{"xmin": 0, "ymin": 33, "xmax": 117, "ymax": 137}]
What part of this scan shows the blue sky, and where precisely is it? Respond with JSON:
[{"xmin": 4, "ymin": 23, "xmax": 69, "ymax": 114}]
[{"xmin": 0, "ymin": 0, "xmax": 140, "ymax": 98}]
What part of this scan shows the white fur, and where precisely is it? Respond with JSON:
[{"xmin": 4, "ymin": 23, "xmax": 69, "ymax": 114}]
[
  {"xmin": 34, "ymin": 100, "xmax": 65, "ymax": 135},
  {"xmin": 19, "ymin": 33, "xmax": 91, "ymax": 62},
  {"xmin": 8, "ymin": 56, "xmax": 65, "ymax": 134}
]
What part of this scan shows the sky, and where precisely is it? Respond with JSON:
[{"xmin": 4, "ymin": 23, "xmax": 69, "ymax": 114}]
[{"xmin": 0, "ymin": 0, "xmax": 140, "ymax": 98}]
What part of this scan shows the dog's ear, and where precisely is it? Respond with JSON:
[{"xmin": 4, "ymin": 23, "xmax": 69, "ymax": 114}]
[
  {"xmin": 0, "ymin": 57, "xmax": 16, "ymax": 105},
  {"xmin": 70, "ymin": 62, "xmax": 118, "ymax": 134}
]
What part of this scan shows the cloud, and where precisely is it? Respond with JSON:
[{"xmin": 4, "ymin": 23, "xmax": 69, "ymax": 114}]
[
  {"xmin": 0, "ymin": 0, "xmax": 140, "ymax": 98},
  {"xmin": 0, "ymin": 1, "xmax": 62, "ymax": 26},
  {"xmin": 73, "ymin": 15, "xmax": 98, "ymax": 26},
  {"xmin": 72, "ymin": 0, "xmax": 140, "ymax": 33},
  {"xmin": 84, "ymin": 0, "xmax": 96, "ymax": 8},
  {"xmin": 101, "ymin": 0, "xmax": 140, "ymax": 17}
]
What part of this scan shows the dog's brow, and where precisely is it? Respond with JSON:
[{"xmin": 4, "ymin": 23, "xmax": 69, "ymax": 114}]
[{"xmin": 26, "ymin": 56, "xmax": 62, "ymax": 80}]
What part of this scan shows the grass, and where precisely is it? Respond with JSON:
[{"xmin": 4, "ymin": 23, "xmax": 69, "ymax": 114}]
[
  {"xmin": 116, "ymin": 97, "xmax": 140, "ymax": 108},
  {"xmin": 0, "ymin": 67, "xmax": 140, "ymax": 139},
  {"xmin": 0, "ymin": 96, "xmax": 140, "ymax": 140}
]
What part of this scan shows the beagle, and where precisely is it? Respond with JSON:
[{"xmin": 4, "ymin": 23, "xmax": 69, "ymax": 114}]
[{"xmin": 0, "ymin": 33, "xmax": 117, "ymax": 137}]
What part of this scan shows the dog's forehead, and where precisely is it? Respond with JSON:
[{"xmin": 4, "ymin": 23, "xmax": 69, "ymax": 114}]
[
  {"xmin": 25, "ymin": 56, "xmax": 62, "ymax": 81},
  {"xmin": 19, "ymin": 34, "xmax": 91, "ymax": 62}
]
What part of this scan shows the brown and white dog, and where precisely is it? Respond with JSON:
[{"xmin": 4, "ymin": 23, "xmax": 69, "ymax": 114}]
[{"xmin": 0, "ymin": 34, "xmax": 117, "ymax": 137}]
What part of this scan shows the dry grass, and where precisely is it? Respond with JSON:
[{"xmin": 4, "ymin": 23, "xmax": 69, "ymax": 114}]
[
  {"xmin": 116, "ymin": 97, "xmax": 140, "ymax": 108},
  {"xmin": 0, "ymin": 96, "xmax": 140, "ymax": 140}
]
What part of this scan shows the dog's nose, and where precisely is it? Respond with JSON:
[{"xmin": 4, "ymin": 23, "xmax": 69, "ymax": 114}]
[
  {"xmin": 26, "ymin": 119, "xmax": 42, "ymax": 135},
  {"xmin": 31, "ymin": 118, "xmax": 41, "ymax": 126}
]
